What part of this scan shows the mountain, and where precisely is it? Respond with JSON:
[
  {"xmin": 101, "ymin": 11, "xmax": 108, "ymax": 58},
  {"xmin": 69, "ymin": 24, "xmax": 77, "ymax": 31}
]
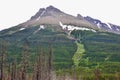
[
  {"xmin": 17, "ymin": 5, "xmax": 120, "ymax": 34},
  {"xmin": 84, "ymin": 16, "xmax": 120, "ymax": 34},
  {"xmin": 0, "ymin": 5, "xmax": 120, "ymax": 73},
  {"xmin": 19, "ymin": 5, "xmax": 99, "ymax": 31},
  {"xmin": 2, "ymin": 5, "xmax": 119, "ymax": 35}
]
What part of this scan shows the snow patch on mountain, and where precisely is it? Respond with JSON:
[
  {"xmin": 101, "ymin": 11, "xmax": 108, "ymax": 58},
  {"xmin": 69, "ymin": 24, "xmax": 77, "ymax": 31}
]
[
  {"xmin": 59, "ymin": 22, "xmax": 96, "ymax": 32},
  {"xmin": 39, "ymin": 25, "xmax": 45, "ymax": 29},
  {"xmin": 116, "ymin": 28, "xmax": 120, "ymax": 31},
  {"xmin": 84, "ymin": 16, "xmax": 120, "ymax": 34},
  {"xmin": 33, "ymin": 25, "xmax": 45, "ymax": 34},
  {"xmin": 97, "ymin": 23, "xmax": 101, "ymax": 29},
  {"xmin": 106, "ymin": 23, "xmax": 112, "ymax": 30},
  {"xmin": 19, "ymin": 28, "xmax": 25, "ymax": 31},
  {"xmin": 59, "ymin": 22, "xmax": 67, "ymax": 29},
  {"xmin": 36, "ymin": 9, "xmax": 46, "ymax": 20}
]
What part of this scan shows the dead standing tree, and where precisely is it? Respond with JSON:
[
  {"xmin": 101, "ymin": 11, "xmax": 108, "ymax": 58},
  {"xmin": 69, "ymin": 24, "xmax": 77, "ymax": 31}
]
[
  {"xmin": 33, "ymin": 44, "xmax": 53, "ymax": 80},
  {"xmin": 33, "ymin": 47, "xmax": 47, "ymax": 80},
  {"xmin": 20, "ymin": 40, "xmax": 29, "ymax": 80},
  {"xmin": 48, "ymin": 44, "xmax": 53, "ymax": 80},
  {"xmin": 0, "ymin": 41, "xmax": 7, "ymax": 80},
  {"xmin": 35, "ymin": 47, "xmax": 43, "ymax": 80},
  {"xmin": 94, "ymin": 69, "xmax": 101, "ymax": 80},
  {"xmin": 11, "ymin": 59, "xmax": 17, "ymax": 80},
  {"xmin": 7, "ymin": 63, "xmax": 11, "ymax": 80}
]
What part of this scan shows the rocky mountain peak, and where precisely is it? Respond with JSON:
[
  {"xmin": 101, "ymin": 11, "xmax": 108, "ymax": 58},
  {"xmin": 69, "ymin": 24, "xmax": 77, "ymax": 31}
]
[
  {"xmin": 30, "ymin": 8, "xmax": 45, "ymax": 20},
  {"xmin": 21, "ymin": 6, "xmax": 120, "ymax": 34},
  {"xmin": 84, "ymin": 16, "xmax": 120, "ymax": 34},
  {"xmin": 46, "ymin": 5, "xmax": 62, "ymax": 12},
  {"xmin": 30, "ymin": 5, "xmax": 62, "ymax": 20},
  {"xmin": 77, "ymin": 14, "xmax": 84, "ymax": 20}
]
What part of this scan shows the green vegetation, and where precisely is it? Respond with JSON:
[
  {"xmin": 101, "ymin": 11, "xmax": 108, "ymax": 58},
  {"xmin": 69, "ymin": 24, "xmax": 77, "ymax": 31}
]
[
  {"xmin": 0, "ymin": 25, "xmax": 76, "ymax": 70},
  {"xmin": 0, "ymin": 25, "xmax": 120, "ymax": 79},
  {"xmin": 71, "ymin": 30, "xmax": 120, "ymax": 73},
  {"xmin": 72, "ymin": 42, "xmax": 85, "ymax": 67}
]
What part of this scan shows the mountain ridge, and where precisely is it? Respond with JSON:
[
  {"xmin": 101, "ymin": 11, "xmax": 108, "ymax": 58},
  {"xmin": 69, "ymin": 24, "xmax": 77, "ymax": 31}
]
[
  {"xmin": 0, "ymin": 5, "xmax": 120, "ymax": 34},
  {"xmin": 16, "ymin": 5, "xmax": 120, "ymax": 34},
  {"xmin": 84, "ymin": 16, "xmax": 120, "ymax": 34},
  {"xmin": 19, "ymin": 5, "xmax": 99, "ymax": 32},
  {"xmin": 0, "ymin": 5, "xmax": 120, "ymax": 76}
]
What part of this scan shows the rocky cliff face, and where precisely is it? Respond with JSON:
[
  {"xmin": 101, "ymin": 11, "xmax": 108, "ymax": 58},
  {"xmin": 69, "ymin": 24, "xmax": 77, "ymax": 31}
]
[
  {"xmin": 14, "ymin": 5, "xmax": 120, "ymax": 34},
  {"xmin": 19, "ymin": 6, "xmax": 98, "ymax": 31},
  {"xmin": 84, "ymin": 16, "xmax": 120, "ymax": 34},
  {"xmin": 30, "ymin": 5, "xmax": 63, "ymax": 20}
]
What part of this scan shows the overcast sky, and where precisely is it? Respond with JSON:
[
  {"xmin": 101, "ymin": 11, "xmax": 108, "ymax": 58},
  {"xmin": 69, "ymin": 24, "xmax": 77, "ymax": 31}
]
[{"xmin": 0, "ymin": 0, "xmax": 120, "ymax": 30}]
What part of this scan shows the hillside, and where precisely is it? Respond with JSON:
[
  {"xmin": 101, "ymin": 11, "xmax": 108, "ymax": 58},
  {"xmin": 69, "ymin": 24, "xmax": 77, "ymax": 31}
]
[
  {"xmin": 0, "ymin": 25, "xmax": 77, "ymax": 69},
  {"xmin": 71, "ymin": 30, "xmax": 120, "ymax": 73},
  {"xmin": 0, "ymin": 5, "xmax": 120, "ymax": 80}
]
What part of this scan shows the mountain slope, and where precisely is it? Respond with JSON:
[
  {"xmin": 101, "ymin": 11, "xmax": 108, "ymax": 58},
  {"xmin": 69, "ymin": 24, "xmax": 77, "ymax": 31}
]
[
  {"xmin": 84, "ymin": 16, "xmax": 120, "ymax": 34},
  {"xmin": 71, "ymin": 30, "xmax": 120, "ymax": 73},
  {"xmin": 0, "ymin": 5, "xmax": 120, "ymax": 72},
  {"xmin": 0, "ymin": 25, "xmax": 77, "ymax": 69},
  {"xmin": 2, "ymin": 6, "xmax": 120, "ymax": 35},
  {"xmin": 19, "ymin": 6, "xmax": 99, "ymax": 31}
]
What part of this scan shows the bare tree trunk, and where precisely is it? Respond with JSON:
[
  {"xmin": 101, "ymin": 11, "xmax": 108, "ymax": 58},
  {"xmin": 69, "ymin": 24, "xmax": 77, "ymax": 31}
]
[
  {"xmin": 115, "ymin": 72, "xmax": 119, "ymax": 80},
  {"xmin": 32, "ymin": 47, "xmax": 43, "ymax": 80},
  {"xmin": 17, "ymin": 69, "xmax": 22, "ymax": 80},
  {"xmin": 94, "ymin": 69, "xmax": 101, "ymax": 80},
  {"xmin": 21, "ymin": 67, "xmax": 26, "ymax": 80},
  {"xmin": 7, "ymin": 63, "xmax": 11, "ymax": 80},
  {"xmin": 36, "ymin": 47, "xmax": 42, "ymax": 80},
  {"xmin": 36, "ymin": 48, "xmax": 45, "ymax": 80},
  {"xmin": 21, "ymin": 40, "xmax": 29, "ymax": 80},
  {"xmin": 48, "ymin": 44, "xmax": 53, "ymax": 80},
  {"xmin": 32, "ymin": 64, "xmax": 36, "ymax": 80},
  {"xmin": 43, "ymin": 54, "xmax": 48, "ymax": 80},
  {"xmin": 0, "ymin": 41, "xmax": 7, "ymax": 80},
  {"xmin": 11, "ymin": 60, "xmax": 17, "ymax": 80},
  {"xmin": 34, "ymin": 45, "xmax": 53, "ymax": 80}
]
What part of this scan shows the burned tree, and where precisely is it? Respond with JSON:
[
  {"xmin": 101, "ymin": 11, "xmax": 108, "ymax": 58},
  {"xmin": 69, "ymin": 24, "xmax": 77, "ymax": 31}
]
[
  {"xmin": 11, "ymin": 60, "xmax": 17, "ymax": 80},
  {"xmin": 0, "ymin": 41, "xmax": 7, "ymax": 80},
  {"xmin": 35, "ymin": 47, "xmax": 43, "ymax": 80},
  {"xmin": 20, "ymin": 40, "xmax": 29, "ymax": 80},
  {"xmin": 94, "ymin": 69, "xmax": 101, "ymax": 80},
  {"xmin": 32, "ymin": 44, "xmax": 53, "ymax": 80},
  {"xmin": 32, "ymin": 47, "xmax": 47, "ymax": 80},
  {"xmin": 48, "ymin": 44, "xmax": 53, "ymax": 80},
  {"xmin": 6, "ymin": 63, "xmax": 11, "ymax": 80}
]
